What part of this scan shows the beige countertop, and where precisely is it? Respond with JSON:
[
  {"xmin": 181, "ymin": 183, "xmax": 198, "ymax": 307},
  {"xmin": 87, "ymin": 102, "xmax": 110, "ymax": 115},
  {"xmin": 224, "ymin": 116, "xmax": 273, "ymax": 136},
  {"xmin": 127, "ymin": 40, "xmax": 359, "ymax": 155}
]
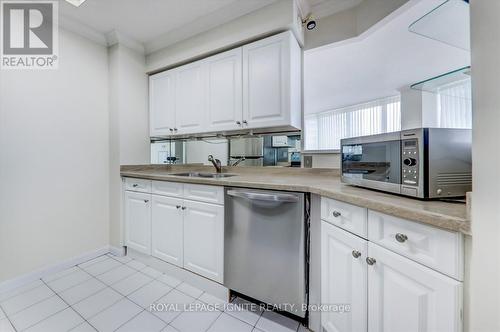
[{"xmin": 121, "ymin": 165, "xmax": 471, "ymax": 235}]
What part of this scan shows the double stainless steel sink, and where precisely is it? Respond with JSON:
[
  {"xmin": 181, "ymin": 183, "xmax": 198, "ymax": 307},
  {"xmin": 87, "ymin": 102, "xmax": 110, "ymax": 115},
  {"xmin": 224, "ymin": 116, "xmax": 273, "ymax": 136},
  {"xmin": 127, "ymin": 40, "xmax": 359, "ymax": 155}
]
[{"xmin": 169, "ymin": 172, "xmax": 236, "ymax": 179}]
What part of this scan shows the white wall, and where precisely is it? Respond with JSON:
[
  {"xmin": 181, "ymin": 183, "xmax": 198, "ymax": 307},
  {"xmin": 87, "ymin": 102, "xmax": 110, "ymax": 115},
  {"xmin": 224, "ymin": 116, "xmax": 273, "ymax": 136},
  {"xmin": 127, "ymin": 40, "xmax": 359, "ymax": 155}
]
[
  {"xmin": 469, "ymin": 0, "xmax": 500, "ymax": 330},
  {"xmin": 146, "ymin": 0, "xmax": 304, "ymax": 73},
  {"xmin": 0, "ymin": 29, "xmax": 110, "ymax": 283},
  {"xmin": 400, "ymin": 87, "xmax": 439, "ymax": 130},
  {"xmin": 304, "ymin": 0, "xmax": 409, "ymax": 50},
  {"xmin": 304, "ymin": 0, "xmax": 470, "ymax": 115},
  {"xmin": 108, "ymin": 44, "xmax": 149, "ymax": 247}
]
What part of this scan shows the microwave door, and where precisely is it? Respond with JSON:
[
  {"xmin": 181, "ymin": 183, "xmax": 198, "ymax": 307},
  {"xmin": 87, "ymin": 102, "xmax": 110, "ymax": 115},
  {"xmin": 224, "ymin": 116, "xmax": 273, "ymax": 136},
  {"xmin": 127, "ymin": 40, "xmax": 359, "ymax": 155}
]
[{"xmin": 342, "ymin": 140, "xmax": 402, "ymax": 194}]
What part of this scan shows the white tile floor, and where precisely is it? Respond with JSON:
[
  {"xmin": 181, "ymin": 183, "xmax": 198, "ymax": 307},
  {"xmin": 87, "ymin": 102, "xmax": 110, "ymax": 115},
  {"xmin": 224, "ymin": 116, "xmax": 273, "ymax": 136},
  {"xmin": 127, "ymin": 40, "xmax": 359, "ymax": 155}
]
[{"xmin": 0, "ymin": 254, "xmax": 309, "ymax": 332}]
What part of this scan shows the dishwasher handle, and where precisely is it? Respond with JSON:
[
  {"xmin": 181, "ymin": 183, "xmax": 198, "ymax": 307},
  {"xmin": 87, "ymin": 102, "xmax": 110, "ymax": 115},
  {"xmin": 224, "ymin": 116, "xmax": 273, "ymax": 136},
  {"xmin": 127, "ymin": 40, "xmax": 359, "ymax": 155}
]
[{"xmin": 227, "ymin": 190, "xmax": 299, "ymax": 203}]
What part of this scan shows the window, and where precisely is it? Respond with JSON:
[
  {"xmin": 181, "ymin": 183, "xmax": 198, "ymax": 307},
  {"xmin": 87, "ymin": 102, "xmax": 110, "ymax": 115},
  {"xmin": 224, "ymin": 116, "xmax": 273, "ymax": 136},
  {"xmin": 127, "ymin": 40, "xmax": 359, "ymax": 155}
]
[
  {"xmin": 304, "ymin": 96, "xmax": 401, "ymax": 151},
  {"xmin": 437, "ymin": 78, "xmax": 472, "ymax": 129}
]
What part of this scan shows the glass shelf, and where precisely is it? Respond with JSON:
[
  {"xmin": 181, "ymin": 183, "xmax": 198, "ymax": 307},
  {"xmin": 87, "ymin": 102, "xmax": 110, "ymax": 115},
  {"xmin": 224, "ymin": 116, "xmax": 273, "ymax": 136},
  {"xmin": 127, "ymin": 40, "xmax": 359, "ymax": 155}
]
[
  {"xmin": 410, "ymin": 66, "xmax": 471, "ymax": 99},
  {"xmin": 409, "ymin": 0, "xmax": 470, "ymax": 51}
]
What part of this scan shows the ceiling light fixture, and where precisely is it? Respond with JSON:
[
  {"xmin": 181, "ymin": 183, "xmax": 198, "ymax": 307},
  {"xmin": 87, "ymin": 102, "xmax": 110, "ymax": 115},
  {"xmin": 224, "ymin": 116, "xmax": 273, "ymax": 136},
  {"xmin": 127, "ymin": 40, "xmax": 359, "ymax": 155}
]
[{"xmin": 65, "ymin": 0, "xmax": 87, "ymax": 7}]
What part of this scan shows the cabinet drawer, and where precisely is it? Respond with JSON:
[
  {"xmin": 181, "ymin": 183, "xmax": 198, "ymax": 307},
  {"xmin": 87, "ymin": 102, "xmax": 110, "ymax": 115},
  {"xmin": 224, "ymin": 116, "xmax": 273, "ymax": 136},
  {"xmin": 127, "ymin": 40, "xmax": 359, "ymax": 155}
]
[
  {"xmin": 321, "ymin": 197, "xmax": 368, "ymax": 238},
  {"xmin": 124, "ymin": 178, "xmax": 152, "ymax": 193},
  {"xmin": 152, "ymin": 181, "xmax": 183, "ymax": 198},
  {"xmin": 368, "ymin": 211, "xmax": 463, "ymax": 280},
  {"xmin": 183, "ymin": 184, "xmax": 224, "ymax": 204}
]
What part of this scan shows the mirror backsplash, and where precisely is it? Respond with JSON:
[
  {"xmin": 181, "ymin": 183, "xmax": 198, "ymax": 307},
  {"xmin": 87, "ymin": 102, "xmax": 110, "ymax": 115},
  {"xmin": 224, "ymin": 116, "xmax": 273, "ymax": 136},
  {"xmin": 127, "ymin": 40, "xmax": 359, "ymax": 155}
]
[{"xmin": 151, "ymin": 133, "xmax": 302, "ymax": 167}]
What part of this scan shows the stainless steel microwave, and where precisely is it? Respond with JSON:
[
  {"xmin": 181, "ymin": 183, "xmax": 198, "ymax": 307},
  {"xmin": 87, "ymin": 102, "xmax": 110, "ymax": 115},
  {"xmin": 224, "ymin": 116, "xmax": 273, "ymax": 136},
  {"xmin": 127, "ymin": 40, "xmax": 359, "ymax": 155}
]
[{"xmin": 341, "ymin": 128, "xmax": 472, "ymax": 199}]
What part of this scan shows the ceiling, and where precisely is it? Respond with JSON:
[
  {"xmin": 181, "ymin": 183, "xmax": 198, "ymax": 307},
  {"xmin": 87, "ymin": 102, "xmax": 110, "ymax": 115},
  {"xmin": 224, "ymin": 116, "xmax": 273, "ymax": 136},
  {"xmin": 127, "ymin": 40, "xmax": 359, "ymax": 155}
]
[
  {"xmin": 59, "ymin": 0, "xmax": 276, "ymax": 54},
  {"xmin": 308, "ymin": 0, "xmax": 363, "ymax": 18},
  {"xmin": 304, "ymin": 0, "xmax": 471, "ymax": 114}
]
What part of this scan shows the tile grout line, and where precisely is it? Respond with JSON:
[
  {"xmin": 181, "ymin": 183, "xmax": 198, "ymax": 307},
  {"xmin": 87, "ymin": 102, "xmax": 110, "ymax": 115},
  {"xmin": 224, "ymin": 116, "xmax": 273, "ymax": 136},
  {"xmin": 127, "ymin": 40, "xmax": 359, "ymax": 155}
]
[
  {"xmin": 1, "ymin": 286, "xmax": 59, "ymax": 318},
  {"xmin": 3, "ymin": 253, "xmax": 299, "ymax": 332},
  {"xmin": 40, "ymin": 278, "xmax": 100, "ymax": 332},
  {"xmin": 110, "ymin": 308, "xmax": 146, "ymax": 332},
  {"xmin": 199, "ymin": 308, "xmax": 224, "ymax": 332},
  {"xmin": 0, "ymin": 304, "xmax": 19, "ymax": 332}
]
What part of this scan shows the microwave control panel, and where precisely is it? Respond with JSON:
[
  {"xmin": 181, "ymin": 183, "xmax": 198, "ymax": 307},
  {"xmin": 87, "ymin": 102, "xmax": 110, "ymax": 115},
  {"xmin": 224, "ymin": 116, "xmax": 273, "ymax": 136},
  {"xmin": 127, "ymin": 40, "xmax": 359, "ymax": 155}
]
[{"xmin": 402, "ymin": 139, "xmax": 419, "ymax": 186}]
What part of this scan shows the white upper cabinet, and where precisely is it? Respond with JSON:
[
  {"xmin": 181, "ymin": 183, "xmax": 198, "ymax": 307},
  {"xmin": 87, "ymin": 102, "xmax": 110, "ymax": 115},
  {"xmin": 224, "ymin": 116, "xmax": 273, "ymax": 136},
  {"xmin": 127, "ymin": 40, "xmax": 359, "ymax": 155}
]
[
  {"xmin": 175, "ymin": 61, "xmax": 207, "ymax": 135},
  {"xmin": 321, "ymin": 221, "xmax": 368, "ymax": 332},
  {"xmin": 242, "ymin": 31, "xmax": 301, "ymax": 130},
  {"xmin": 149, "ymin": 70, "xmax": 176, "ymax": 137},
  {"xmin": 367, "ymin": 243, "xmax": 462, "ymax": 332},
  {"xmin": 124, "ymin": 191, "xmax": 152, "ymax": 255},
  {"xmin": 148, "ymin": 31, "xmax": 302, "ymax": 137},
  {"xmin": 206, "ymin": 48, "xmax": 243, "ymax": 132}
]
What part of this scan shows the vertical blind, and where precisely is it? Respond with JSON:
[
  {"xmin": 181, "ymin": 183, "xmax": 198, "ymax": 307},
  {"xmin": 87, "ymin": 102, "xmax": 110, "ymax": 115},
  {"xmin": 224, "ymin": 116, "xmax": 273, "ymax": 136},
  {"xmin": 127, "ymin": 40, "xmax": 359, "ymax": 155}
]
[
  {"xmin": 304, "ymin": 96, "xmax": 401, "ymax": 150},
  {"xmin": 437, "ymin": 78, "xmax": 472, "ymax": 128},
  {"xmin": 304, "ymin": 80, "xmax": 472, "ymax": 151}
]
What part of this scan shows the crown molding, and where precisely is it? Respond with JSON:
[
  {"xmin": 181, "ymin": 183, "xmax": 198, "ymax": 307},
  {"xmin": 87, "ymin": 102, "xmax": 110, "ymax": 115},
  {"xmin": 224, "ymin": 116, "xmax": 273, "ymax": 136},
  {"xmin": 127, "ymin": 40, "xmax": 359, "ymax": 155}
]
[
  {"xmin": 59, "ymin": 14, "xmax": 107, "ymax": 46},
  {"xmin": 106, "ymin": 30, "xmax": 145, "ymax": 54}
]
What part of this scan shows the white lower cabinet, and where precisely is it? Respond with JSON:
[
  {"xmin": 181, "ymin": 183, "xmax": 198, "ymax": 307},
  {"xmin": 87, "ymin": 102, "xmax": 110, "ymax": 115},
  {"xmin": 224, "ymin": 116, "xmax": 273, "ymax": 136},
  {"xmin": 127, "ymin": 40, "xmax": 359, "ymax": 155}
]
[
  {"xmin": 321, "ymin": 221, "xmax": 367, "ymax": 332},
  {"xmin": 151, "ymin": 195, "xmax": 184, "ymax": 267},
  {"xmin": 124, "ymin": 179, "xmax": 224, "ymax": 283},
  {"xmin": 124, "ymin": 191, "xmax": 152, "ymax": 255},
  {"xmin": 321, "ymin": 220, "xmax": 463, "ymax": 332},
  {"xmin": 183, "ymin": 200, "xmax": 224, "ymax": 283},
  {"xmin": 367, "ymin": 242, "xmax": 462, "ymax": 332}
]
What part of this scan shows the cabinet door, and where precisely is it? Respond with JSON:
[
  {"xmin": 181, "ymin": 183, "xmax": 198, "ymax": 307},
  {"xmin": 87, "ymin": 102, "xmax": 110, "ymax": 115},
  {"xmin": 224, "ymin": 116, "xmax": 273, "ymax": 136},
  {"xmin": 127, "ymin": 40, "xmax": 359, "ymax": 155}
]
[
  {"xmin": 151, "ymin": 195, "xmax": 184, "ymax": 267},
  {"xmin": 183, "ymin": 200, "xmax": 224, "ymax": 282},
  {"xmin": 125, "ymin": 191, "xmax": 152, "ymax": 255},
  {"xmin": 175, "ymin": 61, "xmax": 207, "ymax": 135},
  {"xmin": 321, "ymin": 222, "xmax": 368, "ymax": 332},
  {"xmin": 149, "ymin": 70, "xmax": 176, "ymax": 136},
  {"xmin": 242, "ymin": 31, "xmax": 300, "ymax": 130},
  {"xmin": 206, "ymin": 48, "xmax": 243, "ymax": 132},
  {"xmin": 367, "ymin": 243, "xmax": 462, "ymax": 332}
]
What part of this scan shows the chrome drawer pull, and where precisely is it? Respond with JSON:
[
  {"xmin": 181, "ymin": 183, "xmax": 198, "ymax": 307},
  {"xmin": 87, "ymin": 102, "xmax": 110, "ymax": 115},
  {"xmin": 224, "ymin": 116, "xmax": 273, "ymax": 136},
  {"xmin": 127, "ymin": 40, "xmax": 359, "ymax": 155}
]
[
  {"xmin": 181, "ymin": 206, "xmax": 187, "ymax": 210},
  {"xmin": 132, "ymin": 184, "xmax": 138, "ymax": 187},
  {"xmin": 144, "ymin": 200, "xmax": 149, "ymax": 203},
  {"xmin": 176, "ymin": 205, "xmax": 181, "ymax": 209},
  {"xmin": 366, "ymin": 257, "xmax": 376, "ymax": 265},
  {"xmin": 352, "ymin": 250, "xmax": 361, "ymax": 259},
  {"xmin": 395, "ymin": 233, "xmax": 409, "ymax": 243},
  {"xmin": 332, "ymin": 211, "xmax": 341, "ymax": 218}
]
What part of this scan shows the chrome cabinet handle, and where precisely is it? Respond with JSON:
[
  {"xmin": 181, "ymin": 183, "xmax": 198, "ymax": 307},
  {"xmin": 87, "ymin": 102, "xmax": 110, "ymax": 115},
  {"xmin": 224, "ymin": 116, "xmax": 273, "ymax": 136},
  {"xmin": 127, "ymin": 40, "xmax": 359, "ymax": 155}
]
[
  {"xmin": 366, "ymin": 257, "xmax": 376, "ymax": 265},
  {"xmin": 176, "ymin": 205, "xmax": 181, "ymax": 209},
  {"xmin": 242, "ymin": 120, "xmax": 248, "ymax": 125},
  {"xmin": 173, "ymin": 128, "xmax": 178, "ymax": 132},
  {"xmin": 144, "ymin": 199, "xmax": 149, "ymax": 203},
  {"xmin": 332, "ymin": 211, "xmax": 341, "ymax": 218},
  {"xmin": 181, "ymin": 206, "xmax": 186, "ymax": 210},
  {"xmin": 352, "ymin": 250, "xmax": 361, "ymax": 259},
  {"xmin": 236, "ymin": 121, "xmax": 241, "ymax": 125},
  {"xmin": 169, "ymin": 128, "xmax": 173, "ymax": 132},
  {"xmin": 395, "ymin": 233, "xmax": 408, "ymax": 243},
  {"xmin": 132, "ymin": 184, "xmax": 138, "ymax": 187}
]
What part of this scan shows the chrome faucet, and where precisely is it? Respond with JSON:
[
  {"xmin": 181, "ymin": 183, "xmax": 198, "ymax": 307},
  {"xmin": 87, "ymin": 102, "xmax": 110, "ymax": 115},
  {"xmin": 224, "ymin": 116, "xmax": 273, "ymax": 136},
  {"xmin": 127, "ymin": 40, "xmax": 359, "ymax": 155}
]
[{"xmin": 208, "ymin": 155, "xmax": 222, "ymax": 173}]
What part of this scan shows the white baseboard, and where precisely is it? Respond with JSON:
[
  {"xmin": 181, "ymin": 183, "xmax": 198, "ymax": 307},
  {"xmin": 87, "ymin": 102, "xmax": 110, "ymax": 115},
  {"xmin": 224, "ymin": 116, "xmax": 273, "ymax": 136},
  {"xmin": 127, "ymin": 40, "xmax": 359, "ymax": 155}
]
[{"xmin": 0, "ymin": 246, "xmax": 116, "ymax": 294}]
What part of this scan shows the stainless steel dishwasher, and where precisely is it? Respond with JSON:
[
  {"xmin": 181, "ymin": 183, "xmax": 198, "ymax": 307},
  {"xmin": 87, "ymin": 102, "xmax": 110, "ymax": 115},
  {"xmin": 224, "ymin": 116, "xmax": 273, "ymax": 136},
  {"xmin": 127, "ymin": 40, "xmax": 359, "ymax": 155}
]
[{"xmin": 224, "ymin": 188, "xmax": 307, "ymax": 318}]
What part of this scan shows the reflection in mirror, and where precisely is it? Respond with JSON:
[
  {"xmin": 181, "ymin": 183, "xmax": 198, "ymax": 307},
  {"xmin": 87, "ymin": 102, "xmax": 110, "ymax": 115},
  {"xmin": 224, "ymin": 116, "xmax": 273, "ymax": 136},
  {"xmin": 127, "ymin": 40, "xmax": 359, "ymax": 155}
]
[{"xmin": 151, "ymin": 133, "xmax": 302, "ymax": 167}]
